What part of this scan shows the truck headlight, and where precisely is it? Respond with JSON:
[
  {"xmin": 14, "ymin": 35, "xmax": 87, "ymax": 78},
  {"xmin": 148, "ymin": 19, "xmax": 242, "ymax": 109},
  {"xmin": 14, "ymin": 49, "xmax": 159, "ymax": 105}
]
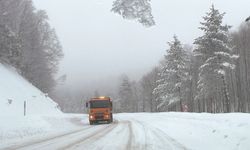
[{"xmin": 90, "ymin": 115, "xmax": 94, "ymax": 119}]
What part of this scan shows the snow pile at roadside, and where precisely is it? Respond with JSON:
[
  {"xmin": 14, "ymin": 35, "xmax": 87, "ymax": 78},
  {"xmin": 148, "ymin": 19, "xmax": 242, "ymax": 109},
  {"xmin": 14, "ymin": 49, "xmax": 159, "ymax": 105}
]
[
  {"xmin": 115, "ymin": 112, "xmax": 250, "ymax": 150},
  {"xmin": 0, "ymin": 114, "xmax": 88, "ymax": 146},
  {"xmin": 0, "ymin": 63, "xmax": 65, "ymax": 142},
  {"xmin": 0, "ymin": 64, "xmax": 61, "ymax": 116}
]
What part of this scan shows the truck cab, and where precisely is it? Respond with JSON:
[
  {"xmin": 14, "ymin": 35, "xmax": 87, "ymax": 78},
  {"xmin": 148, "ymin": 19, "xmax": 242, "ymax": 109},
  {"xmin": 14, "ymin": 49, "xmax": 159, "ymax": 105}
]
[{"xmin": 86, "ymin": 96, "xmax": 113, "ymax": 125}]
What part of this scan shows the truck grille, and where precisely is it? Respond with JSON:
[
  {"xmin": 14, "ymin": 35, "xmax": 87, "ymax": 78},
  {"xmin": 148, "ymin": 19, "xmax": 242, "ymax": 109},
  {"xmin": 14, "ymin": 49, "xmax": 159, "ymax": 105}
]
[
  {"xmin": 95, "ymin": 112, "xmax": 104, "ymax": 116},
  {"xmin": 96, "ymin": 116, "xmax": 104, "ymax": 120},
  {"xmin": 95, "ymin": 112, "xmax": 104, "ymax": 120}
]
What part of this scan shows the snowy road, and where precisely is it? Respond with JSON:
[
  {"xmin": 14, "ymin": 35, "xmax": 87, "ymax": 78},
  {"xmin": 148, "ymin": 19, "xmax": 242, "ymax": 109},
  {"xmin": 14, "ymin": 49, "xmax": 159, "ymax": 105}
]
[
  {"xmin": 1, "ymin": 113, "xmax": 250, "ymax": 150},
  {"xmin": 3, "ymin": 120, "xmax": 188, "ymax": 150}
]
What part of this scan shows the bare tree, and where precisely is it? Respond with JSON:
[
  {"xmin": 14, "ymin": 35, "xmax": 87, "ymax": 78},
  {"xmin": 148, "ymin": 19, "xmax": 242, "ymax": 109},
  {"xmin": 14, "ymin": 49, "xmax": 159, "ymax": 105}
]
[{"xmin": 0, "ymin": 0, "xmax": 63, "ymax": 94}]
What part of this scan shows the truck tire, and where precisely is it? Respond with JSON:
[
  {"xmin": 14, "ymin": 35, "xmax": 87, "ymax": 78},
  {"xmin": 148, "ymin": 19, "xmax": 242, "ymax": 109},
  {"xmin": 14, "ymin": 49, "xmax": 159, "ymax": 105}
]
[
  {"xmin": 111, "ymin": 113, "xmax": 113, "ymax": 122},
  {"xmin": 89, "ymin": 121, "xmax": 93, "ymax": 125}
]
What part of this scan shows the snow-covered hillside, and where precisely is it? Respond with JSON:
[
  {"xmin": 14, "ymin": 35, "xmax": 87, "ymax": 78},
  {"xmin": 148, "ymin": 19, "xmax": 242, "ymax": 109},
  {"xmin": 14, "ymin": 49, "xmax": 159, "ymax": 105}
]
[
  {"xmin": 0, "ymin": 64, "xmax": 61, "ymax": 116},
  {"xmin": 0, "ymin": 64, "xmax": 68, "ymax": 142}
]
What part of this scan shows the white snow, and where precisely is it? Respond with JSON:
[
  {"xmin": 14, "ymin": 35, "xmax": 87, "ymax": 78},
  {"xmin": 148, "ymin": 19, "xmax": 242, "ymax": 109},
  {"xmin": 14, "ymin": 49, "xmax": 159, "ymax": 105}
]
[
  {"xmin": 0, "ymin": 64, "xmax": 249, "ymax": 150},
  {"xmin": 0, "ymin": 64, "xmax": 61, "ymax": 116},
  {"xmin": 1, "ymin": 112, "xmax": 250, "ymax": 150},
  {"xmin": 0, "ymin": 114, "xmax": 88, "ymax": 147},
  {"xmin": 116, "ymin": 113, "xmax": 250, "ymax": 150},
  {"xmin": 221, "ymin": 62, "xmax": 235, "ymax": 69},
  {"xmin": 217, "ymin": 69, "xmax": 226, "ymax": 75},
  {"xmin": 0, "ymin": 63, "xmax": 63, "ymax": 142}
]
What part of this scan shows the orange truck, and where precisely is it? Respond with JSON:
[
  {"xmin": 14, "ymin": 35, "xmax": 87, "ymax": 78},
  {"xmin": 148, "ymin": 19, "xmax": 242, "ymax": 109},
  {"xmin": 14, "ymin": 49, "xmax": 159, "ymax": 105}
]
[{"xmin": 86, "ymin": 96, "xmax": 113, "ymax": 125}]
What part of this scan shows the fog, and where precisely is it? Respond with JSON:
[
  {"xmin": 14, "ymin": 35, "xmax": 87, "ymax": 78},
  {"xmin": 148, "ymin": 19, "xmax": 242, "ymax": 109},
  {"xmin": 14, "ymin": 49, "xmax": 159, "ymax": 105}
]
[{"xmin": 33, "ymin": 0, "xmax": 249, "ymax": 92}]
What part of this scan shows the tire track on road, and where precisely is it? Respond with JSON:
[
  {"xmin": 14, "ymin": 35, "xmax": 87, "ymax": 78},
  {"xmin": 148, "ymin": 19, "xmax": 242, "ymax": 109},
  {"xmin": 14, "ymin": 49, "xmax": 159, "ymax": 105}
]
[
  {"xmin": 150, "ymin": 126, "xmax": 190, "ymax": 150},
  {"xmin": 60, "ymin": 121, "xmax": 119, "ymax": 150},
  {"xmin": 133, "ymin": 120, "xmax": 150, "ymax": 150},
  {"xmin": 125, "ymin": 119, "xmax": 150, "ymax": 150},
  {"xmin": 4, "ymin": 126, "xmax": 93, "ymax": 150},
  {"xmin": 135, "ymin": 120, "xmax": 190, "ymax": 150},
  {"xmin": 126, "ymin": 121, "xmax": 133, "ymax": 150}
]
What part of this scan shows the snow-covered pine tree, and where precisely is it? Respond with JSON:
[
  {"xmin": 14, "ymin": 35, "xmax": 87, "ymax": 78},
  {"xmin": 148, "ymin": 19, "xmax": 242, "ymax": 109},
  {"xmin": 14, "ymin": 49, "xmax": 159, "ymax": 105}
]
[
  {"xmin": 118, "ymin": 75, "xmax": 134, "ymax": 112},
  {"xmin": 194, "ymin": 5, "xmax": 237, "ymax": 112},
  {"xmin": 153, "ymin": 35, "xmax": 189, "ymax": 111},
  {"xmin": 111, "ymin": 0, "xmax": 155, "ymax": 27}
]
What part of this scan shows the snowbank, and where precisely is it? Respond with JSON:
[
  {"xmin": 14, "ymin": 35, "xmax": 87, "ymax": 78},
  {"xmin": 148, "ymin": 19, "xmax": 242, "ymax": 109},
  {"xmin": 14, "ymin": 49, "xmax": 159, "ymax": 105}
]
[
  {"xmin": 0, "ymin": 63, "xmax": 66, "ymax": 142},
  {"xmin": 0, "ymin": 114, "xmax": 88, "ymax": 147},
  {"xmin": 115, "ymin": 112, "xmax": 250, "ymax": 150},
  {"xmin": 0, "ymin": 64, "xmax": 61, "ymax": 116}
]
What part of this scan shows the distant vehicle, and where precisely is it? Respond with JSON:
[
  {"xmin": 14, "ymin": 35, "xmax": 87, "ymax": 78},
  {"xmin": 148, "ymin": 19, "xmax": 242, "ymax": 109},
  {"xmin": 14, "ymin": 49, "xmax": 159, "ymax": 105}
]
[{"xmin": 86, "ymin": 96, "xmax": 113, "ymax": 125}]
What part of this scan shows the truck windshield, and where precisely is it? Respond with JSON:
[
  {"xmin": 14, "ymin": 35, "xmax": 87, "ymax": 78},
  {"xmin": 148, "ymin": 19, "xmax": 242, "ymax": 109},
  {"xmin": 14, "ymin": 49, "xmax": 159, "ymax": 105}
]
[{"xmin": 90, "ymin": 100, "xmax": 110, "ymax": 108}]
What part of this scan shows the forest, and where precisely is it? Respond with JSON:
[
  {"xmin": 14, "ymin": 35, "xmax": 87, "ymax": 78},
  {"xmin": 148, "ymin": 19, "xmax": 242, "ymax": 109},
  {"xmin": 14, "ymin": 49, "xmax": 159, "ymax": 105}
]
[
  {"xmin": 113, "ymin": 5, "xmax": 250, "ymax": 113},
  {"xmin": 1, "ymin": 1, "xmax": 249, "ymax": 113},
  {"xmin": 0, "ymin": 0, "xmax": 63, "ymax": 93},
  {"xmin": 56, "ymin": 5, "xmax": 250, "ymax": 114}
]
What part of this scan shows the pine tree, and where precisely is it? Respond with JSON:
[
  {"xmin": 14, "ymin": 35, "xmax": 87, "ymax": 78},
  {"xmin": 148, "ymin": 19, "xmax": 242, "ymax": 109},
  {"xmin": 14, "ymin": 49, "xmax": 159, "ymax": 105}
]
[
  {"xmin": 194, "ymin": 5, "xmax": 237, "ymax": 112},
  {"xmin": 111, "ymin": 0, "xmax": 155, "ymax": 27},
  {"xmin": 118, "ymin": 75, "xmax": 135, "ymax": 112},
  {"xmin": 153, "ymin": 35, "xmax": 189, "ymax": 111}
]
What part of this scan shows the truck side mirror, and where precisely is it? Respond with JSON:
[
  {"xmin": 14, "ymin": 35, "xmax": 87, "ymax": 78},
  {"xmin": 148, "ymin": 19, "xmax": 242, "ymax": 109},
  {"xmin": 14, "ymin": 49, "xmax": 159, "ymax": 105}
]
[{"xmin": 86, "ymin": 102, "xmax": 88, "ymax": 108}]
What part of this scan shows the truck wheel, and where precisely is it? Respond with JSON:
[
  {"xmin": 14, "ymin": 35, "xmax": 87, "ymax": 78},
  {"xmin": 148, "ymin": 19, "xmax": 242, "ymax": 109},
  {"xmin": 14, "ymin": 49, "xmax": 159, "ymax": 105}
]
[{"xmin": 111, "ymin": 114, "xmax": 113, "ymax": 122}]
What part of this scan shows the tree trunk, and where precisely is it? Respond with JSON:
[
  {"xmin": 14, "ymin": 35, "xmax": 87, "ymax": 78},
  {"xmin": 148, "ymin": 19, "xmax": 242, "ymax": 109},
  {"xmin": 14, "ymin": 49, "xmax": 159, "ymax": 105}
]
[
  {"xmin": 178, "ymin": 87, "xmax": 183, "ymax": 112},
  {"xmin": 222, "ymin": 75, "xmax": 230, "ymax": 112}
]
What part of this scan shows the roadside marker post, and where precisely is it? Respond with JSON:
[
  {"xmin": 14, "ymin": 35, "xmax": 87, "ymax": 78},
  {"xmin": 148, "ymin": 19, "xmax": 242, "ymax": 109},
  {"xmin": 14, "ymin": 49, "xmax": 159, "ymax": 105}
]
[{"xmin": 24, "ymin": 101, "xmax": 26, "ymax": 116}]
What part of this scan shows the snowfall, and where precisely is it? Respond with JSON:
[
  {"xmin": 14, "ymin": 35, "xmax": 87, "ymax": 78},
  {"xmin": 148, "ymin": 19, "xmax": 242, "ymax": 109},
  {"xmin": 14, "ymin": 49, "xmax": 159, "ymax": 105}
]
[{"xmin": 0, "ymin": 63, "xmax": 250, "ymax": 150}]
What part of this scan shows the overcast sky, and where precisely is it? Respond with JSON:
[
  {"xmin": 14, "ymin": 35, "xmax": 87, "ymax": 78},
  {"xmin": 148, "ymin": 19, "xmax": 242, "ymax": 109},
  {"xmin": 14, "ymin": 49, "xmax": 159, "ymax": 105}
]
[{"xmin": 33, "ymin": 0, "xmax": 249, "ymax": 89}]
